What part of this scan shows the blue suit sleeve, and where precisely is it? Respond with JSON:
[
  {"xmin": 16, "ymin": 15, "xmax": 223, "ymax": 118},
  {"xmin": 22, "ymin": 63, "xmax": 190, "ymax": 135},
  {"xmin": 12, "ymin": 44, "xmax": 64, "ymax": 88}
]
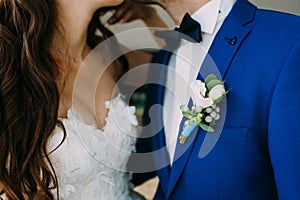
[{"xmin": 268, "ymin": 40, "xmax": 300, "ymax": 199}]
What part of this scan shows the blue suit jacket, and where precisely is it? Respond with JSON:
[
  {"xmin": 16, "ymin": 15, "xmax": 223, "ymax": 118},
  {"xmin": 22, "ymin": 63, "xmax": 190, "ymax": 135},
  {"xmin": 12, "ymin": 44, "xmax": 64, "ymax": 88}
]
[{"xmin": 138, "ymin": 0, "xmax": 300, "ymax": 199}]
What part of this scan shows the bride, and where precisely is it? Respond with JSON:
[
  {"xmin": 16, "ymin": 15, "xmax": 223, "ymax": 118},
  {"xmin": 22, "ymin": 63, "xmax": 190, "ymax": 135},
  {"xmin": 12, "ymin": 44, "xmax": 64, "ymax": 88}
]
[{"xmin": 0, "ymin": 0, "xmax": 163, "ymax": 199}]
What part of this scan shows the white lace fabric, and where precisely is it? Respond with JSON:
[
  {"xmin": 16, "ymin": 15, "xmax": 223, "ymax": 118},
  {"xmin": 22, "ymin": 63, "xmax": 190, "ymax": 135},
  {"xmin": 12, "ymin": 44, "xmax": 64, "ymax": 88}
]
[{"xmin": 47, "ymin": 94, "xmax": 141, "ymax": 199}]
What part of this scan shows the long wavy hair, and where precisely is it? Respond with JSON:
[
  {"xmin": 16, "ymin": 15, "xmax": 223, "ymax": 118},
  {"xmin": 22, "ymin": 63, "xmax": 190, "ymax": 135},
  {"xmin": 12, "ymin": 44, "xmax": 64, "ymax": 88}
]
[{"xmin": 0, "ymin": 0, "xmax": 127, "ymax": 199}]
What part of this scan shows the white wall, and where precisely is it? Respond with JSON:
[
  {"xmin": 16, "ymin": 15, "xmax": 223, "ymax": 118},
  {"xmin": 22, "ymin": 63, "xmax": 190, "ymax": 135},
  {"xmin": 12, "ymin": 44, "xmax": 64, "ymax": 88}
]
[{"xmin": 250, "ymin": 0, "xmax": 300, "ymax": 15}]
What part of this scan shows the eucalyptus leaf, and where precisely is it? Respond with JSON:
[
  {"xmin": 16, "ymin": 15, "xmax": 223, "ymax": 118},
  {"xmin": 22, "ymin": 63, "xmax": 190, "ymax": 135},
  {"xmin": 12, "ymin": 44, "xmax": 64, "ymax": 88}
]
[
  {"xmin": 194, "ymin": 117, "xmax": 202, "ymax": 125},
  {"xmin": 182, "ymin": 111, "xmax": 193, "ymax": 118},
  {"xmin": 209, "ymin": 120, "xmax": 216, "ymax": 127},
  {"xmin": 199, "ymin": 123, "xmax": 215, "ymax": 132},
  {"xmin": 205, "ymin": 74, "xmax": 217, "ymax": 85},
  {"xmin": 180, "ymin": 105, "xmax": 189, "ymax": 112},
  {"xmin": 207, "ymin": 79, "xmax": 223, "ymax": 91},
  {"xmin": 213, "ymin": 95, "xmax": 223, "ymax": 104}
]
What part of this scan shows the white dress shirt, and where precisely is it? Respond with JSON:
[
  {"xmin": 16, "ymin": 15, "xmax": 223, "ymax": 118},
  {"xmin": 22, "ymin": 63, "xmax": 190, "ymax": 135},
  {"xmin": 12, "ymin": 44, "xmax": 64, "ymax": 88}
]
[{"xmin": 163, "ymin": 0, "xmax": 237, "ymax": 165}]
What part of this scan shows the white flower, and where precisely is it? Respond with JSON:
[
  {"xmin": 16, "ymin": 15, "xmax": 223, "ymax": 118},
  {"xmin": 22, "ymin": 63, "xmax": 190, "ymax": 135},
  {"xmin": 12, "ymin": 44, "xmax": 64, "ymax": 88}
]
[
  {"xmin": 209, "ymin": 84, "xmax": 226, "ymax": 101},
  {"xmin": 210, "ymin": 111, "xmax": 217, "ymax": 118},
  {"xmin": 205, "ymin": 116, "xmax": 212, "ymax": 123},
  {"xmin": 195, "ymin": 105, "xmax": 202, "ymax": 113},
  {"xmin": 205, "ymin": 107, "xmax": 212, "ymax": 113},
  {"xmin": 190, "ymin": 80, "xmax": 213, "ymax": 109},
  {"xmin": 190, "ymin": 80, "xmax": 207, "ymax": 96},
  {"xmin": 195, "ymin": 95, "xmax": 214, "ymax": 109}
]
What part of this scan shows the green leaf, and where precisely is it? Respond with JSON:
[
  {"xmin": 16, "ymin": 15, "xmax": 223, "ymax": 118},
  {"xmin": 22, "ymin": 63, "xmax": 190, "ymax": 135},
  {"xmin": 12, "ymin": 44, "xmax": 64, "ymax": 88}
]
[
  {"xmin": 180, "ymin": 105, "xmax": 189, "ymax": 111},
  {"xmin": 194, "ymin": 116, "xmax": 202, "ymax": 125},
  {"xmin": 213, "ymin": 95, "xmax": 223, "ymax": 104},
  {"xmin": 214, "ymin": 92, "xmax": 228, "ymax": 104},
  {"xmin": 182, "ymin": 111, "xmax": 193, "ymax": 118},
  {"xmin": 199, "ymin": 123, "xmax": 215, "ymax": 132},
  {"xmin": 210, "ymin": 120, "xmax": 216, "ymax": 127},
  {"xmin": 207, "ymin": 79, "xmax": 223, "ymax": 91},
  {"xmin": 205, "ymin": 74, "xmax": 217, "ymax": 85},
  {"xmin": 225, "ymin": 89, "xmax": 231, "ymax": 95}
]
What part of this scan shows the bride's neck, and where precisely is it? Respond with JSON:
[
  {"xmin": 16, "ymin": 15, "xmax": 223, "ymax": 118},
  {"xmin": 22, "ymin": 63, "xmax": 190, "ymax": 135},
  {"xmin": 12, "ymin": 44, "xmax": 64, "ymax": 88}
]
[{"xmin": 52, "ymin": 5, "xmax": 94, "ymax": 61}]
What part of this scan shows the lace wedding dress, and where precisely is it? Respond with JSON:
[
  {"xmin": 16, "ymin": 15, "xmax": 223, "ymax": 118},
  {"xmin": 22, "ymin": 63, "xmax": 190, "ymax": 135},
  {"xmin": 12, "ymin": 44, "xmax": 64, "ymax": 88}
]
[
  {"xmin": 48, "ymin": 94, "xmax": 141, "ymax": 200},
  {"xmin": 0, "ymin": 95, "xmax": 143, "ymax": 200}
]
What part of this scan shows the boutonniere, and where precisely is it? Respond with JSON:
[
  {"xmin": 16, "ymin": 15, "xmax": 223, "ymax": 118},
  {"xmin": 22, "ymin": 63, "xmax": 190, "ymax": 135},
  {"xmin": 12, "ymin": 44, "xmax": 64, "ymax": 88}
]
[{"xmin": 179, "ymin": 74, "xmax": 228, "ymax": 144}]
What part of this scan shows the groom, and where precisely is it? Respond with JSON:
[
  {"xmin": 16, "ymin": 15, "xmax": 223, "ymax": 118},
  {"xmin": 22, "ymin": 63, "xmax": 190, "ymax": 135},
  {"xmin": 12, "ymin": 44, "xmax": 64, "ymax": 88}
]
[{"xmin": 130, "ymin": 0, "xmax": 300, "ymax": 199}]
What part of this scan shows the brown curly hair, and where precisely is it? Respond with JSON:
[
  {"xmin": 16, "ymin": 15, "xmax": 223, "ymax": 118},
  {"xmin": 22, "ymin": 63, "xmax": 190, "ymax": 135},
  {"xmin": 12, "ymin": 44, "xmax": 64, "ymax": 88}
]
[{"xmin": 0, "ymin": 0, "xmax": 127, "ymax": 199}]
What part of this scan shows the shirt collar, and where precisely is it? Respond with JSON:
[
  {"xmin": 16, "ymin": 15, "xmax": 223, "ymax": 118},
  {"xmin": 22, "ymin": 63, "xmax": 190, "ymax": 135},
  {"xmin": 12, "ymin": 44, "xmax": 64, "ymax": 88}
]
[{"xmin": 191, "ymin": 0, "xmax": 237, "ymax": 34}]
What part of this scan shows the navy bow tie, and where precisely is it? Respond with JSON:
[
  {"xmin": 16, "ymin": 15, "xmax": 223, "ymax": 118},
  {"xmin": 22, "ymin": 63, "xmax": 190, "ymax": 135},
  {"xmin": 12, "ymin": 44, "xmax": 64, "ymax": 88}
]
[
  {"xmin": 155, "ymin": 13, "xmax": 202, "ymax": 50},
  {"xmin": 175, "ymin": 13, "xmax": 203, "ymax": 43}
]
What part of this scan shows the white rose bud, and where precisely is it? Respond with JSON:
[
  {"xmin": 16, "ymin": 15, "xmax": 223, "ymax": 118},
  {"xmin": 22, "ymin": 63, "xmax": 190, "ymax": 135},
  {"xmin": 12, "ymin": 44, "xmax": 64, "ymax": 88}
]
[
  {"xmin": 209, "ymin": 85, "xmax": 225, "ymax": 101},
  {"xmin": 205, "ymin": 107, "xmax": 212, "ymax": 113},
  {"xmin": 205, "ymin": 116, "xmax": 212, "ymax": 123},
  {"xmin": 195, "ymin": 105, "xmax": 202, "ymax": 113},
  {"xmin": 197, "ymin": 113, "xmax": 204, "ymax": 118},
  {"xmin": 210, "ymin": 111, "xmax": 217, "ymax": 118}
]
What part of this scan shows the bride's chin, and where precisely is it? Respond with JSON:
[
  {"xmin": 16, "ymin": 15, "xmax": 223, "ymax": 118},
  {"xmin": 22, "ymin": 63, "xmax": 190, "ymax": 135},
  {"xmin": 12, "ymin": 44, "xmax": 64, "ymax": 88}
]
[
  {"xmin": 114, "ymin": 0, "xmax": 125, "ymax": 5},
  {"xmin": 103, "ymin": 0, "xmax": 124, "ymax": 7}
]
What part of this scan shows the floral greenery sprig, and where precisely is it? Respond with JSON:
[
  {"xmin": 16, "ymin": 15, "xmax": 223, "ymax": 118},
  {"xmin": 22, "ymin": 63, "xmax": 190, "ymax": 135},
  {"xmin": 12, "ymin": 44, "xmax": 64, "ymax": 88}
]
[{"xmin": 179, "ymin": 74, "xmax": 228, "ymax": 144}]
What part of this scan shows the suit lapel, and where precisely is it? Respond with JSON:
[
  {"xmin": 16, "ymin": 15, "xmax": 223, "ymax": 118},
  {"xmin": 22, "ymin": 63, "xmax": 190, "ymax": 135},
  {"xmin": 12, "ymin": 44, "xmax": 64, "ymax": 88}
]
[
  {"xmin": 202, "ymin": 0, "xmax": 256, "ymax": 80},
  {"xmin": 167, "ymin": 128, "xmax": 202, "ymax": 197},
  {"xmin": 166, "ymin": 0, "xmax": 256, "ymax": 198}
]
